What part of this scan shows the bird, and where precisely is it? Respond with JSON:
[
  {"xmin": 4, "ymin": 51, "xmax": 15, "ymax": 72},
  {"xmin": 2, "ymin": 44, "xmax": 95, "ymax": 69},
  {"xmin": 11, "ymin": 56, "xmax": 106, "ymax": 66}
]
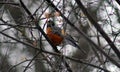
[
  {"xmin": 46, "ymin": 20, "xmax": 64, "ymax": 46},
  {"xmin": 46, "ymin": 20, "xmax": 86, "ymax": 54}
]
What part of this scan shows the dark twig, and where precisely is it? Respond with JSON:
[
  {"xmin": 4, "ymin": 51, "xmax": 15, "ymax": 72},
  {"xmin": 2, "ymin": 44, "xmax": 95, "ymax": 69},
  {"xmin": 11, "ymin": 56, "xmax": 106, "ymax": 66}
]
[
  {"xmin": 0, "ymin": 2, "xmax": 19, "ymax": 6},
  {"xmin": 23, "ymin": 52, "xmax": 41, "ymax": 72},
  {"xmin": 115, "ymin": 0, "xmax": 120, "ymax": 6},
  {"xmin": 8, "ymin": 59, "xmax": 30, "ymax": 72}
]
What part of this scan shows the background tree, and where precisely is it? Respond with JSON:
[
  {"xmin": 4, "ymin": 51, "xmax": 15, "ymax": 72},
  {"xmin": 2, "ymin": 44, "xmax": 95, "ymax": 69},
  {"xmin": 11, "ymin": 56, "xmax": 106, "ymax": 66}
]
[{"xmin": 0, "ymin": 0, "xmax": 120, "ymax": 72}]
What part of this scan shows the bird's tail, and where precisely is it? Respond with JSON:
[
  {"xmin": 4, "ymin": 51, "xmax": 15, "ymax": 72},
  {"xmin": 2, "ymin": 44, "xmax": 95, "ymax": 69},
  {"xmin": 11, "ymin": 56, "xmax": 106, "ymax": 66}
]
[{"xmin": 64, "ymin": 34, "xmax": 87, "ymax": 54}]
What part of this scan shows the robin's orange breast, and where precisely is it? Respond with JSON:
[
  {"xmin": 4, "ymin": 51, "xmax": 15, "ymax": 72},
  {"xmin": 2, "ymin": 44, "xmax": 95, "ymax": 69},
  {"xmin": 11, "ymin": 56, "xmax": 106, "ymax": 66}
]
[{"xmin": 46, "ymin": 27, "xmax": 63, "ymax": 46}]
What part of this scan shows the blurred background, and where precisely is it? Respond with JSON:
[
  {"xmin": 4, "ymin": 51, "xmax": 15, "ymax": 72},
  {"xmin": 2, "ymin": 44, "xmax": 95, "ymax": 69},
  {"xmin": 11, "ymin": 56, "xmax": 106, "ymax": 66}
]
[{"xmin": 0, "ymin": 0, "xmax": 120, "ymax": 72}]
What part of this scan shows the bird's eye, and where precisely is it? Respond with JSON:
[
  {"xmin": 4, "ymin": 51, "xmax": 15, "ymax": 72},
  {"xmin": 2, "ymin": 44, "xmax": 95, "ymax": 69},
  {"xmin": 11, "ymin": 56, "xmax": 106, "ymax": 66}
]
[{"xmin": 48, "ymin": 21, "xmax": 55, "ymax": 26}]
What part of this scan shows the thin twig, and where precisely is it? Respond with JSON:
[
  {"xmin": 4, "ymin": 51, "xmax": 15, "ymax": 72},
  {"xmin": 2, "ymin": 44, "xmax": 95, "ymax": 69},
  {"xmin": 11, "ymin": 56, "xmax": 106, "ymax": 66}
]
[{"xmin": 0, "ymin": 2, "xmax": 19, "ymax": 6}]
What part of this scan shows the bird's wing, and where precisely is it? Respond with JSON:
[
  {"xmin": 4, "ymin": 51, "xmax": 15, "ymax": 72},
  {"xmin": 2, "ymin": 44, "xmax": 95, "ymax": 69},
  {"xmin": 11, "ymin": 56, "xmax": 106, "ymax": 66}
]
[{"xmin": 51, "ymin": 26, "xmax": 63, "ymax": 36}]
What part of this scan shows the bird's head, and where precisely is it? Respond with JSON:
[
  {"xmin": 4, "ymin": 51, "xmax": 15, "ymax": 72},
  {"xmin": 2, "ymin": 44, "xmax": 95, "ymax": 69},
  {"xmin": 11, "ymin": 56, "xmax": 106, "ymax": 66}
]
[{"xmin": 47, "ymin": 20, "xmax": 55, "ymax": 27}]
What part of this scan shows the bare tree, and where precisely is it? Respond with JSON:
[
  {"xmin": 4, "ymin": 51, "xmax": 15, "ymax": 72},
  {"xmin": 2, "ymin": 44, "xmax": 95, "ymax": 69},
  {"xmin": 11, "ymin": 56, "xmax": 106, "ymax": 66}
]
[{"xmin": 0, "ymin": 0, "xmax": 120, "ymax": 72}]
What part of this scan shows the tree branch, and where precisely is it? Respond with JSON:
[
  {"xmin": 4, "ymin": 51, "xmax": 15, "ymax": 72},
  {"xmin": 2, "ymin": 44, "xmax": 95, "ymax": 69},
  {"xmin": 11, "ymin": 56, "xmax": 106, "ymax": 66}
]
[
  {"xmin": 0, "ymin": 2, "xmax": 19, "ymax": 6},
  {"xmin": 115, "ymin": 0, "xmax": 120, "ymax": 6}
]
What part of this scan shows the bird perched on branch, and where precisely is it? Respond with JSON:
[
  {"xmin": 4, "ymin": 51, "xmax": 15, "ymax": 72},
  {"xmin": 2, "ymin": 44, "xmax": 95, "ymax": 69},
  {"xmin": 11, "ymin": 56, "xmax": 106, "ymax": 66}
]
[
  {"xmin": 46, "ymin": 20, "xmax": 86, "ymax": 54},
  {"xmin": 46, "ymin": 20, "xmax": 64, "ymax": 46}
]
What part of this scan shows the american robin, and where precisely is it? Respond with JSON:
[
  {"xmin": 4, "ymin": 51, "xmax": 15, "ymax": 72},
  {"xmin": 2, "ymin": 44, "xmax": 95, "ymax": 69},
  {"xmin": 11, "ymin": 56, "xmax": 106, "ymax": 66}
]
[
  {"xmin": 46, "ymin": 20, "xmax": 64, "ymax": 46},
  {"xmin": 46, "ymin": 20, "xmax": 86, "ymax": 54}
]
